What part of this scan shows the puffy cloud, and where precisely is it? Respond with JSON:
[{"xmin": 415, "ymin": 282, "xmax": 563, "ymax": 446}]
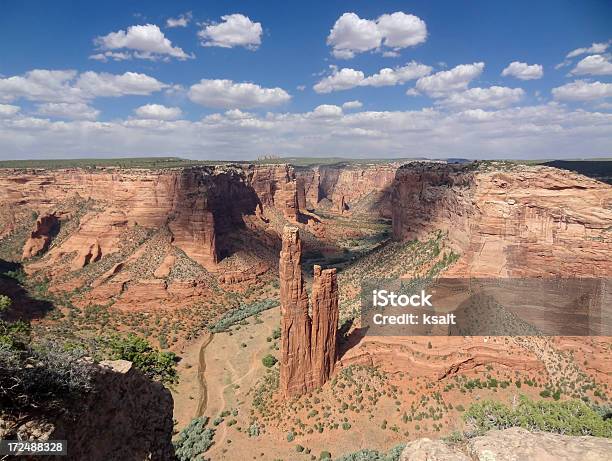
[
  {"xmin": 437, "ymin": 86, "xmax": 524, "ymax": 109},
  {"xmin": 134, "ymin": 104, "xmax": 182, "ymax": 120},
  {"xmin": 501, "ymin": 61, "xmax": 543, "ymax": 80},
  {"xmin": 311, "ymin": 105, "xmax": 343, "ymax": 118},
  {"xmin": 0, "ymin": 69, "xmax": 167, "ymax": 104},
  {"xmin": 414, "ymin": 63, "xmax": 485, "ymax": 97},
  {"xmin": 552, "ymin": 80, "xmax": 612, "ymax": 101},
  {"xmin": 313, "ymin": 62, "xmax": 431, "ymax": 93},
  {"xmin": 93, "ymin": 24, "xmax": 192, "ymax": 60},
  {"xmin": 198, "ymin": 14, "xmax": 262, "ymax": 49},
  {"xmin": 0, "ymin": 104, "xmax": 20, "ymax": 118},
  {"xmin": 0, "ymin": 70, "xmax": 81, "ymax": 103},
  {"xmin": 313, "ymin": 68, "xmax": 365, "ymax": 93},
  {"xmin": 75, "ymin": 71, "xmax": 168, "ymax": 98},
  {"xmin": 166, "ymin": 12, "xmax": 192, "ymax": 28},
  {"xmin": 377, "ymin": 12, "xmax": 427, "ymax": 48},
  {"xmin": 36, "ymin": 102, "xmax": 100, "ymax": 120},
  {"xmin": 327, "ymin": 12, "xmax": 426, "ymax": 59},
  {"xmin": 361, "ymin": 62, "xmax": 432, "ymax": 87},
  {"xmin": 188, "ymin": 79, "xmax": 291, "ymax": 108},
  {"xmin": 1, "ymin": 103, "xmax": 610, "ymax": 160},
  {"xmin": 570, "ymin": 55, "xmax": 612, "ymax": 76},
  {"xmin": 566, "ymin": 41, "xmax": 610, "ymax": 58},
  {"xmin": 342, "ymin": 100, "xmax": 363, "ymax": 110}
]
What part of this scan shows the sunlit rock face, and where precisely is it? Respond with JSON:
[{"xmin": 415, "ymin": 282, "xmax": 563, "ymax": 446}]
[
  {"xmin": 279, "ymin": 226, "xmax": 339, "ymax": 398},
  {"xmin": 391, "ymin": 162, "xmax": 612, "ymax": 277}
]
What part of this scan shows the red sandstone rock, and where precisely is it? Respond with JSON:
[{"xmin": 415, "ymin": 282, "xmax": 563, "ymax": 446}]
[
  {"xmin": 391, "ymin": 163, "xmax": 612, "ymax": 277},
  {"xmin": 310, "ymin": 265, "xmax": 339, "ymax": 387},
  {"xmin": 279, "ymin": 226, "xmax": 339, "ymax": 397},
  {"xmin": 22, "ymin": 213, "xmax": 59, "ymax": 259},
  {"xmin": 279, "ymin": 226, "xmax": 313, "ymax": 397},
  {"xmin": 153, "ymin": 254, "xmax": 176, "ymax": 278}
]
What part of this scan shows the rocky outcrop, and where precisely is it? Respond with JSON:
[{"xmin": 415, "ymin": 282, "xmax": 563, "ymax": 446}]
[
  {"xmin": 391, "ymin": 162, "xmax": 612, "ymax": 277},
  {"xmin": 297, "ymin": 163, "xmax": 399, "ymax": 216},
  {"xmin": 279, "ymin": 226, "xmax": 338, "ymax": 397},
  {"xmin": 400, "ymin": 427, "xmax": 612, "ymax": 461},
  {"xmin": 0, "ymin": 360, "xmax": 175, "ymax": 461},
  {"xmin": 22, "ymin": 212, "xmax": 59, "ymax": 258},
  {"xmin": 310, "ymin": 265, "xmax": 339, "ymax": 388}
]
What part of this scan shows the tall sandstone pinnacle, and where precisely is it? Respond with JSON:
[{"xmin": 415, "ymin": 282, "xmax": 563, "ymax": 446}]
[{"xmin": 279, "ymin": 226, "xmax": 339, "ymax": 398}]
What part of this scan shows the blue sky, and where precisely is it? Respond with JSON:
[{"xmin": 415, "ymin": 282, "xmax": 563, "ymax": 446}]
[{"xmin": 0, "ymin": 0, "xmax": 611, "ymax": 159}]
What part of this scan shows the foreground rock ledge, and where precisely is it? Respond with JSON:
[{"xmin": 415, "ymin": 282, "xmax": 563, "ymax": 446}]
[{"xmin": 400, "ymin": 427, "xmax": 612, "ymax": 461}]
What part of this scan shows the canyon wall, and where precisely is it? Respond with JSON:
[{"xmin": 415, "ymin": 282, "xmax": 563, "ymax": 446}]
[
  {"xmin": 279, "ymin": 226, "xmax": 339, "ymax": 397},
  {"xmin": 0, "ymin": 164, "xmax": 301, "ymax": 307},
  {"xmin": 391, "ymin": 162, "xmax": 612, "ymax": 277},
  {"xmin": 296, "ymin": 163, "xmax": 399, "ymax": 216}
]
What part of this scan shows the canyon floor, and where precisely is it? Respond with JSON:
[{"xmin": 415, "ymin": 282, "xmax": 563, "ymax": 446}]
[{"xmin": 0, "ymin": 159, "xmax": 610, "ymax": 460}]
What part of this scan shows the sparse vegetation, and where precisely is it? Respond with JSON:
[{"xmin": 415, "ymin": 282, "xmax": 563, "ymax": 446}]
[{"xmin": 173, "ymin": 416, "xmax": 216, "ymax": 461}]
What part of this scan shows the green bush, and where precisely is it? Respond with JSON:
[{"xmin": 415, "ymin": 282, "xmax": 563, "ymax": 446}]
[
  {"xmin": 262, "ymin": 354, "xmax": 278, "ymax": 368},
  {"xmin": 464, "ymin": 395, "xmax": 612, "ymax": 437},
  {"xmin": 173, "ymin": 416, "xmax": 215, "ymax": 461},
  {"xmin": 335, "ymin": 444, "xmax": 406, "ymax": 461},
  {"xmin": 320, "ymin": 451, "xmax": 332, "ymax": 460},
  {"xmin": 105, "ymin": 333, "xmax": 178, "ymax": 385},
  {"xmin": 0, "ymin": 295, "xmax": 11, "ymax": 312}
]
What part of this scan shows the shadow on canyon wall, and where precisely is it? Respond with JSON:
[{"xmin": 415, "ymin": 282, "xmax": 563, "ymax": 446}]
[{"xmin": 0, "ymin": 259, "xmax": 55, "ymax": 323}]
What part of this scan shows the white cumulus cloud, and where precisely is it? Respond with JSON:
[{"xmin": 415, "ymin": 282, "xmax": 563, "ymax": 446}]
[
  {"xmin": 342, "ymin": 100, "xmax": 363, "ymax": 110},
  {"xmin": 361, "ymin": 62, "xmax": 432, "ymax": 87},
  {"xmin": 134, "ymin": 104, "xmax": 182, "ymax": 120},
  {"xmin": 198, "ymin": 14, "xmax": 262, "ymax": 49},
  {"xmin": 570, "ymin": 55, "xmax": 612, "ymax": 76},
  {"xmin": 75, "ymin": 71, "xmax": 168, "ymax": 98},
  {"xmin": 188, "ymin": 79, "xmax": 290, "ymax": 108},
  {"xmin": 552, "ymin": 80, "xmax": 612, "ymax": 101},
  {"xmin": 437, "ymin": 86, "xmax": 524, "ymax": 109},
  {"xmin": 36, "ymin": 102, "xmax": 100, "ymax": 120},
  {"xmin": 166, "ymin": 12, "xmax": 192, "ymax": 28},
  {"xmin": 93, "ymin": 24, "xmax": 192, "ymax": 61},
  {"xmin": 327, "ymin": 11, "xmax": 426, "ymax": 59},
  {"xmin": 313, "ymin": 68, "xmax": 365, "ymax": 93},
  {"xmin": 566, "ymin": 41, "xmax": 610, "ymax": 58},
  {"xmin": 414, "ymin": 63, "xmax": 485, "ymax": 97},
  {"xmin": 314, "ymin": 62, "xmax": 431, "ymax": 93},
  {"xmin": 501, "ymin": 61, "xmax": 543, "ymax": 80},
  {"xmin": 311, "ymin": 104, "xmax": 343, "ymax": 118}
]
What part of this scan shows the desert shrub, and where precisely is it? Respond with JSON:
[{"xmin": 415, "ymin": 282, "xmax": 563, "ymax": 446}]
[
  {"xmin": 208, "ymin": 300, "xmax": 278, "ymax": 333},
  {"xmin": 335, "ymin": 444, "xmax": 406, "ymax": 461},
  {"xmin": 262, "ymin": 354, "xmax": 278, "ymax": 368},
  {"xmin": 320, "ymin": 451, "xmax": 331, "ymax": 460},
  {"xmin": 0, "ymin": 341, "xmax": 95, "ymax": 416},
  {"xmin": 104, "ymin": 333, "xmax": 178, "ymax": 385},
  {"xmin": 0, "ymin": 295, "xmax": 10, "ymax": 311},
  {"xmin": 464, "ymin": 395, "xmax": 612, "ymax": 437},
  {"xmin": 174, "ymin": 416, "xmax": 215, "ymax": 461}
]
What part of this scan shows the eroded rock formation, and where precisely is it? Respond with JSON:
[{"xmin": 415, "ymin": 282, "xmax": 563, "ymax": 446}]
[
  {"xmin": 391, "ymin": 162, "xmax": 612, "ymax": 277},
  {"xmin": 297, "ymin": 163, "xmax": 399, "ymax": 216},
  {"xmin": 22, "ymin": 212, "xmax": 59, "ymax": 259},
  {"xmin": 279, "ymin": 226, "xmax": 339, "ymax": 397}
]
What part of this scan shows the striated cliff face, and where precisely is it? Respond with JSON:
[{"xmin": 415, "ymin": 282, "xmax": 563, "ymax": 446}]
[
  {"xmin": 391, "ymin": 162, "xmax": 612, "ymax": 277},
  {"xmin": 0, "ymin": 360, "xmax": 175, "ymax": 461},
  {"xmin": 296, "ymin": 163, "xmax": 399, "ymax": 217},
  {"xmin": 0, "ymin": 164, "xmax": 301, "ymax": 308},
  {"xmin": 279, "ymin": 226, "xmax": 339, "ymax": 397}
]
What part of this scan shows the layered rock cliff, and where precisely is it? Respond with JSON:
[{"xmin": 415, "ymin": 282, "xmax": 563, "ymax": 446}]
[
  {"xmin": 0, "ymin": 164, "xmax": 301, "ymax": 306},
  {"xmin": 279, "ymin": 226, "xmax": 339, "ymax": 397},
  {"xmin": 296, "ymin": 163, "xmax": 399, "ymax": 217},
  {"xmin": 391, "ymin": 162, "xmax": 612, "ymax": 277}
]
